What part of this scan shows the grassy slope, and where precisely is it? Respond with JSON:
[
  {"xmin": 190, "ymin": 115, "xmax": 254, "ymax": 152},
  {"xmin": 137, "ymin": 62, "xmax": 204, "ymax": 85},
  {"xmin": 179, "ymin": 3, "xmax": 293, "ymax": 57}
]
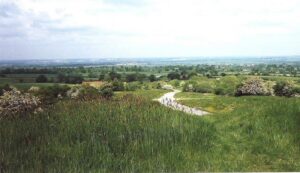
[
  {"xmin": 0, "ymin": 90, "xmax": 300, "ymax": 172},
  {"xmin": 0, "ymin": 93, "xmax": 216, "ymax": 172},
  {"xmin": 176, "ymin": 92, "xmax": 300, "ymax": 171}
]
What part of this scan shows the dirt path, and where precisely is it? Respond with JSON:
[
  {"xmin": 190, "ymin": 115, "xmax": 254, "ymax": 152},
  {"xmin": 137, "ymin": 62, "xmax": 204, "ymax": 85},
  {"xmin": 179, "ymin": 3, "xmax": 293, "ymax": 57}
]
[{"xmin": 157, "ymin": 90, "xmax": 209, "ymax": 116}]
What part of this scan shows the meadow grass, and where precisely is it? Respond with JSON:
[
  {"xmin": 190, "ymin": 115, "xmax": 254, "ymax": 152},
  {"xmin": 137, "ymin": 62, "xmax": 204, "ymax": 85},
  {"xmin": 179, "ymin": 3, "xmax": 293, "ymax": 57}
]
[
  {"xmin": 0, "ymin": 95, "xmax": 216, "ymax": 172},
  {"xmin": 176, "ymin": 92, "xmax": 300, "ymax": 171},
  {"xmin": 115, "ymin": 89, "xmax": 169, "ymax": 100},
  {"xmin": 175, "ymin": 92, "xmax": 239, "ymax": 113},
  {"xmin": 0, "ymin": 90, "xmax": 299, "ymax": 172}
]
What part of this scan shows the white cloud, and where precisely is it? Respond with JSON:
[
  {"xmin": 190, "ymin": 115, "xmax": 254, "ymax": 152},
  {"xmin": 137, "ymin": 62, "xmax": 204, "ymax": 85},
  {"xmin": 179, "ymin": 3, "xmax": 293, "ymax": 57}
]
[{"xmin": 1, "ymin": 0, "xmax": 300, "ymax": 59}]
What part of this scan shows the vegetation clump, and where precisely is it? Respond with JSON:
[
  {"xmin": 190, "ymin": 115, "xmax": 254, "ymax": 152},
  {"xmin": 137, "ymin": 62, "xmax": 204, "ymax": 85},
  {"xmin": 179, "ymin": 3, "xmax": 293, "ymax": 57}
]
[
  {"xmin": 273, "ymin": 81, "xmax": 294, "ymax": 97},
  {"xmin": 99, "ymin": 83, "xmax": 114, "ymax": 99},
  {"xmin": 36, "ymin": 84, "xmax": 70, "ymax": 103},
  {"xmin": 0, "ymin": 84, "xmax": 12, "ymax": 96},
  {"xmin": 235, "ymin": 77, "xmax": 268, "ymax": 96},
  {"xmin": 35, "ymin": 75, "xmax": 48, "ymax": 83},
  {"xmin": 0, "ymin": 89, "xmax": 41, "ymax": 117}
]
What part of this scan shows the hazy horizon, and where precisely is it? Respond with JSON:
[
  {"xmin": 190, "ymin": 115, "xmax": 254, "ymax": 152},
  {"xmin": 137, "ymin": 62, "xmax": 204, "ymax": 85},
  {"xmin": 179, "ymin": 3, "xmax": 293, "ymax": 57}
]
[{"xmin": 1, "ymin": 0, "xmax": 300, "ymax": 60}]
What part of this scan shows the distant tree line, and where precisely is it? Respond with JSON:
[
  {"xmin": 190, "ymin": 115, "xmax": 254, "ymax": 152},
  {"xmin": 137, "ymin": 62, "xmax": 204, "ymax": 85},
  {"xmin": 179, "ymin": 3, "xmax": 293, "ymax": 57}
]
[{"xmin": 0, "ymin": 68, "xmax": 57, "ymax": 74}]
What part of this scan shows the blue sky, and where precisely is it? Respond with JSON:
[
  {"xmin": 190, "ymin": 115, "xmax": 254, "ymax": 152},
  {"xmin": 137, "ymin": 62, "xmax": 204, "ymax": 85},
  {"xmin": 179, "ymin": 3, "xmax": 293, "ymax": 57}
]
[{"xmin": 0, "ymin": 0, "xmax": 300, "ymax": 59}]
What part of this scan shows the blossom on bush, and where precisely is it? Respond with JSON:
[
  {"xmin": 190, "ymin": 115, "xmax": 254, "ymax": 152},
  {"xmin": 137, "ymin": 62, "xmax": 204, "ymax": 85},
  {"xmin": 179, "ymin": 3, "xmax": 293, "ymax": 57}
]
[
  {"xmin": 0, "ymin": 89, "xmax": 41, "ymax": 117},
  {"xmin": 235, "ymin": 77, "xmax": 268, "ymax": 96}
]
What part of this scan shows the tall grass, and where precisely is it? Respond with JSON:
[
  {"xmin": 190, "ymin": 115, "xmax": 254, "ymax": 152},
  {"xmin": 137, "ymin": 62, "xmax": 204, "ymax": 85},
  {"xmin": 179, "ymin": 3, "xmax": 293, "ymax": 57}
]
[
  {"xmin": 0, "ymin": 95, "xmax": 215, "ymax": 172},
  {"xmin": 177, "ymin": 92, "xmax": 300, "ymax": 171},
  {"xmin": 1, "ymin": 92, "xmax": 299, "ymax": 172}
]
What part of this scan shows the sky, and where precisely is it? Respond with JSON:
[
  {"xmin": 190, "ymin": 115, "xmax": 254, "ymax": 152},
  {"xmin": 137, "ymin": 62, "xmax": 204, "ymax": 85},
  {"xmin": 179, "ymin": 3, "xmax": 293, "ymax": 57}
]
[{"xmin": 0, "ymin": 0, "xmax": 300, "ymax": 59}]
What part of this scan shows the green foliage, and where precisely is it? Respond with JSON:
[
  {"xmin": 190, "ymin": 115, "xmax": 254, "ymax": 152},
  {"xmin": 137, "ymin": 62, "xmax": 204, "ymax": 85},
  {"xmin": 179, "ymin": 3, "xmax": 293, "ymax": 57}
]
[
  {"xmin": 156, "ymin": 82, "xmax": 162, "ymax": 89},
  {"xmin": 109, "ymin": 71, "xmax": 121, "ymax": 81},
  {"xmin": 273, "ymin": 81, "xmax": 294, "ymax": 97},
  {"xmin": 167, "ymin": 72, "xmax": 181, "ymax": 80},
  {"xmin": 148, "ymin": 74, "xmax": 156, "ymax": 82},
  {"xmin": 37, "ymin": 84, "xmax": 70, "ymax": 103},
  {"xmin": 293, "ymin": 87, "xmax": 300, "ymax": 94},
  {"xmin": 78, "ymin": 85, "xmax": 101, "ymax": 100},
  {"xmin": 124, "ymin": 82, "xmax": 141, "ymax": 91},
  {"xmin": 35, "ymin": 75, "xmax": 48, "ymax": 83},
  {"xmin": 214, "ymin": 87, "xmax": 225, "ymax": 95},
  {"xmin": 99, "ymin": 83, "xmax": 114, "ymax": 98},
  {"xmin": 112, "ymin": 80, "xmax": 125, "ymax": 91},
  {"xmin": 57, "ymin": 74, "xmax": 83, "ymax": 84},
  {"xmin": 182, "ymin": 77, "xmax": 215, "ymax": 93},
  {"xmin": 215, "ymin": 76, "xmax": 240, "ymax": 96}
]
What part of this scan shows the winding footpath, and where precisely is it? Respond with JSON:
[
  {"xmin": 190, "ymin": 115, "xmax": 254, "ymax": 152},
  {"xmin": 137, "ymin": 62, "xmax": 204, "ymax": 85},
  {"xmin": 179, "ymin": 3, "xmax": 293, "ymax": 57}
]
[{"xmin": 157, "ymin": 90, "xmax": 209, "ymax": 116}]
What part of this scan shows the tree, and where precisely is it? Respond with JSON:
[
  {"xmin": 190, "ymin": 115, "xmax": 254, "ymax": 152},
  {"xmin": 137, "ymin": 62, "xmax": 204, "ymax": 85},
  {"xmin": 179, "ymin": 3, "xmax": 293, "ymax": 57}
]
[
  {"xmin": 167, "ymin": 72, "xmax": 180, "ymax": 80},
  {"xmin": 36, "ymin": 75, "xmax": 48, "ymax": 83},
  {"xmin": 57, "ymin": 73, "xmax": 65, "ymax": 83},
  {"xmin": 220, "ymin": 72, "xmax": 226, "ymax": 77},
  {"xmin": 126, "ymin": 73, "xmax": 137, "ymax": 82},
  {"xmin": 109, "ymin": 71, "xmax": 121, "ymax": 81},
  {"xmin": 149, "ymin": 74, "xmax": 156, "ymax": 82},
  {"xmin": 99, "ymin": 73, "xmax": 105, "ymax": 80},
  {"xmin": 67, "ymin": 75, "xmax": 84, "ymax": 84}
]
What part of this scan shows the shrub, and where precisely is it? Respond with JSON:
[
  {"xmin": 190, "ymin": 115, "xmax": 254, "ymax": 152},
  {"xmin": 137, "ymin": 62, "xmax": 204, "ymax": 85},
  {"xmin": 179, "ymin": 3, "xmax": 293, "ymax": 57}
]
[
  {"xmin": 67, "ymin": 75, "xmax": 84, "ymax": 84},
  {"xmin": 183, "ymin": 81, "xmax": 213, "ymax": 93},
  {"xmin": 148, "ymin": 74, "xmax": 156, "ymax": 82},
  {"xmin": 194, "ymin": 83, "xmax": 213, "ymax": 93},
  {"xmin": 112, "ymin": 80, "xmax": 125, "ymax": 91},
  {"xmin": 264, "ymin": 81, "xmax": 275, "ymax": 96},
  {"xmin": 167, "ymin": 72, "xmax": 180, "ymax": 80},
  {"xmin": 214, "ymin": 88, "xmax": 225, "ymax": 95},
  {"xmin": 0, "ymin": 84, "xmax": 12, "ymax": 96},
  {"xmin": 37, "ymin": 84, "xmax": 70, "ymax": 103},
  {"xmin": 0, "ymin": 89, "xmax": 41, "ymax": 117},
  {"xmin": 57, "ymin": 74, "xmax": 83, "ymax": 84},
  {"xmin": 78, "ymin": 85, "xmax": 101, "ymax": 100},
  {"xmin": 99, "ymin": 84, "xmax": 114, "ymax": 99},
  {"xmin": 235, "ymin": 77, "xmax": 267, "ymax": 96},
  {"xmin": 182, "ymin": 81, "xmax": 197, "ymax": 92},
  {"xmin": 36, "ymin": 75, "xmax": 48, "ymax": 83},
  {"xmin": 293, "ymin": 87, "xmax": 300, "ymax": 95},
  {"xmin": 125, "ymin": 82, "xmax": 141, "ymax": 91},
  {"xmin": 273, "ymin": 81, "xmax": 294, "ymax": 97},
  {"xmin": 156, "ymin": 83, "xmax": 162, "ymax": 89},
  {"xmin": 215, "ymin": 76, "xmax": 239, "ymax": 96}
]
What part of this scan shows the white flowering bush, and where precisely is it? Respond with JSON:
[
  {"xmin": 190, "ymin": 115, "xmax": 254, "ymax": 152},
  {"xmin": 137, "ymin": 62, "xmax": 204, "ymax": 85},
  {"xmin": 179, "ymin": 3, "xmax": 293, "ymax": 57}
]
[
  {"xmin": 235, "ymin": 77, "xmax": 268, "ymax": 96},
  {"xmin": 0, "ymin": 89, "xmax": 41, "ymax": 117}
]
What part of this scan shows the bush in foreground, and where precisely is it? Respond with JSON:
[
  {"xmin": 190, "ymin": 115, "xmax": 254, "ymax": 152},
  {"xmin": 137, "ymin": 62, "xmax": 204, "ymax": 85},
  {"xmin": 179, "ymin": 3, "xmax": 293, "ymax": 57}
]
[
  {"xmin": 99, "ymin": 83, "xmax": 114, "ymax": 99},
  {"xmin": 0, "ymin": 84, "xmax": 12, "ymax": 96},
  {"xmin": 273, "ymin": 81, "xmax": 294, "ymax": 97},
  {"xmin": 0, "ymin": 89, "xmax": 41, "ymax": 117},
  {"xmin": 36, "ymin": 84, "xmax": 70, "ymax": 103}
]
